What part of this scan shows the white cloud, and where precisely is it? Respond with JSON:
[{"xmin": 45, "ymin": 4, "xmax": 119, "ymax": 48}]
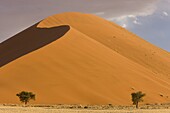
[
  {"xmin": 95, "ymin": 12, "xmax": 105, "ymax": 16},
  {"xmin": 163, "ymin": 11, "xmax": 168, "ymax": 16},
  {"xmin": 0, "ymin": 0, "xmax": 159, "ymax": 42},
  {"xmin": 128, "ymin": 15, "xmax": 141, "ymax": 25},
  {"xmin": 111, "ymin": 14, "xmax": 142, "ymax": 28},
  {"xmin": 111, "ymin": 16, "xmax": 127, "ymax": 21},
  {"xmin": 112, "ymin": 16, "xmax": 129, "ymax": 28},
  {"xmin": 133, "ymin": 20, "xmax": 139, "ymax": 24},
  {"xmin": 133, "ymin": 20, "xmax": 142, "ymax": 25},
  {"xmin": 122, "ymin": 24, "xmax": 127, "ymax": 28},
  {"xmin": 128, "ymin": 15, "xmax": 136, "ymax": 18},
  {"xmin": 104, "ymin": 0, "xmax": 158, "ymax": 28}
]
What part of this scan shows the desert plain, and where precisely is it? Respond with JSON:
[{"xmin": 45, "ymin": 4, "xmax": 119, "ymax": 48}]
[{"xmin": 1, "ymin": 104, "xmax": 170, "ymax": 113}]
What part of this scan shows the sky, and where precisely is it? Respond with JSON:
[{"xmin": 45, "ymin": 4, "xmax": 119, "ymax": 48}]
[{"xmin": 0, "ymin": 0, "xmax": 170, "ymax": 52}]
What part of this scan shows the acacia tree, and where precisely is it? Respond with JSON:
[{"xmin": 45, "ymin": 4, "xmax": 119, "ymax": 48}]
[
  {"xmin": 131, "ymin": 91, "xmax": 145, "ymax": 108},
  {"xmin": 16, "ymin": 91, "xmax": 35, "ymax": 105}
]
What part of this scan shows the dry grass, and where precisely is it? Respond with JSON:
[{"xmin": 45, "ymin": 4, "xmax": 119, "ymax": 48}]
[
  {"xmin": 1, "ymin": 104, "xmax": 170, "ymax": 113},
  {"xmin": 0, "ymin": 106, "xmax": 170, "ymax": 113}
]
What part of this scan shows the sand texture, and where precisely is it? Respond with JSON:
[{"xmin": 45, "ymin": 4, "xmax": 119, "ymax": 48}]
[
  {"xmin": 0, "ymin": 12, "xmax": 170, "ymax": 105},
  {"xmin": 0, "ymin": 106, "xmax": 170, "ymax": 113}
]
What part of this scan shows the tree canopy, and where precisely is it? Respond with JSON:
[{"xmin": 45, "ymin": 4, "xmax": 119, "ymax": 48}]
[
  {"xmin": 131, "ymin": 91, "xmax": 145, "ymax": 108},
  {"xmin": 16, "ymin": 91, "xmax": 35, "ymax": 105}
]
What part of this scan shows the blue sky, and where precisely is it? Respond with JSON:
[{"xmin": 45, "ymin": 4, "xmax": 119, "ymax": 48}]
[
  {"xmin": 112, "ymin": 0, "xmax": 170, "ymax": 52},
  {"xmin": 0, "ymin": 0, "xmax": 169, "ymax": 51}
]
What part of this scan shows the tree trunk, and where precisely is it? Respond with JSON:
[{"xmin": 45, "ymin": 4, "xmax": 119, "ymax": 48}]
[
  {"xmin": 136, "ymin": 102, "xmax": 139, "ymax": 109},
  {"xmin": 25, "ymin": 101, "xmax": 28, "ymax": 106}
]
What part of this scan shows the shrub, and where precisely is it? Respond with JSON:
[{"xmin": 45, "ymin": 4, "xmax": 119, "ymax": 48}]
[
  {"xmin": 16, "ymin": 91, "xmax": 35, "ymax": 105},
  {"xmin": 131, "ymin": 91, "xmax": 145, "ymax": 108}
]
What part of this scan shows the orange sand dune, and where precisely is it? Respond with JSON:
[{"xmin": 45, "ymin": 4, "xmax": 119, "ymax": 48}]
[{"xmin": 0, "ymin": 12, "xmax": 170, "ymax": 105}]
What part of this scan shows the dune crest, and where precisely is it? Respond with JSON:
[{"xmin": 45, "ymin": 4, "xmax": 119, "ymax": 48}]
[
  {"xmin": 38, "ymin": 12, "xmax": 170, "ymax": 77},
  {"xmin": 0, "ymin": 24, "xmax": 70, "ymax": 67},
  {"xmin": 0, "ymin": 12, "xmax": 170, "ymax": 105}
]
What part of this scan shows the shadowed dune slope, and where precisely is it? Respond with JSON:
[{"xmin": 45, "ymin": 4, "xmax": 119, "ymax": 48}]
[
  {"xmin": 0, "ymin": 24, "xmax": 70, "ymax": 67},
  {"xmin": 0, "ymin": 12, "xmax": 170, "ymax": 105}
]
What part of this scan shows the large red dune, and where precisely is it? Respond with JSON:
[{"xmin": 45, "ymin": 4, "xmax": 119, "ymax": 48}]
[{"xmin": 0, "ymin": 12, "xmax": 170, "ymax": 105}]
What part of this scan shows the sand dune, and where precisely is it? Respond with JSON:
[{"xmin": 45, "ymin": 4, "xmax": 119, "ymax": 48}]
[
  {"xmin": 0, "ymin": 24, "xmax": 70, "ymax": 67},
  {"xmin": 0, "ymin": 12, "xmax": 170, "ymax": 105},
  {"xmin": 38, "ymin": 12, "xmax": 170, "ymax": 77}
]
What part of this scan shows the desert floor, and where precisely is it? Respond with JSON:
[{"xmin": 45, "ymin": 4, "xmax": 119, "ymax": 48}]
[{"xmin": 1, "ymin": 106, "xmax": 170, "ymax": 113}]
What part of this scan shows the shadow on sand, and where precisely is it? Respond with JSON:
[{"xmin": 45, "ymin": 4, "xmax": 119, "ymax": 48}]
[{"xmin": 0, "ymin": 23, "xmax": 70, "ymax": 67}]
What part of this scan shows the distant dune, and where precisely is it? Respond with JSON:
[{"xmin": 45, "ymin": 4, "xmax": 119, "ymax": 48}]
[{"xmin": 0, "ymin": 12, "xmax": 170, "ymax": 105}]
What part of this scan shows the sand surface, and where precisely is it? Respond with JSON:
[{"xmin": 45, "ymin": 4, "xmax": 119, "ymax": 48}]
[
  {"xmin": 0, "ymin": 106, "xmax": 170, "ymax": 113},
  {"xmin": 0, "ymin": 12, "xmax": 170, "ymax": 105}
]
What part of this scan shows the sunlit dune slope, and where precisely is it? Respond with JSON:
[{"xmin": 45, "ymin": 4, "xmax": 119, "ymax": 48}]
[
  {"xmin": 38, "ymin": 12, "xmax": 170, "ymax": 77},
  {"xmin": 0, "ymin": 12, "xmax": 170, "ymax": 105}
]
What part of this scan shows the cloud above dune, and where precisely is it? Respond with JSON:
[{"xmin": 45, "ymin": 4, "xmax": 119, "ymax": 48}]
[
  {"xmin": 0, "ymin": 0, "xmax": 159, "ymax": 42},
  {"xmin": 163, "ymin": 11, "xmax": 169, "ymax": 16},
  {"xmin": 91, "ymin": 0, "xmax": 158, "ymax": 18}
]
